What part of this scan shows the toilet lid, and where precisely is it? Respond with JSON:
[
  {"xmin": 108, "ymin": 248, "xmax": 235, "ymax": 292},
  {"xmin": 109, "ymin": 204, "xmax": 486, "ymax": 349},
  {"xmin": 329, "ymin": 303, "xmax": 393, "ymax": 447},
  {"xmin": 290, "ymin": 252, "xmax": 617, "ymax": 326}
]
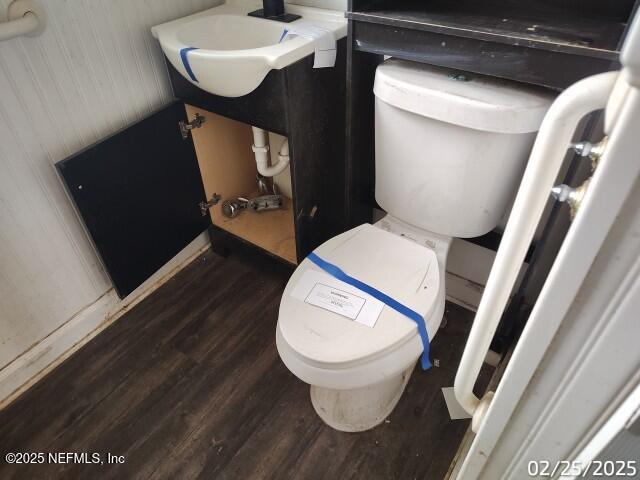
[{"xmin": 278, "ymin": 224, "xmax": 440, "ymax": 369}]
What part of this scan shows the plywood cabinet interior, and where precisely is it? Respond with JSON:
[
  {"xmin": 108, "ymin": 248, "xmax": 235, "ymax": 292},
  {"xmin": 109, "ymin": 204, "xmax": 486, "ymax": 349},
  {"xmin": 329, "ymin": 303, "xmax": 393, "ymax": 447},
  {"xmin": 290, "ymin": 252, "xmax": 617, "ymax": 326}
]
[{"xmin": 186, "ymin": 104, "xmax": 297, "ymax": 264}]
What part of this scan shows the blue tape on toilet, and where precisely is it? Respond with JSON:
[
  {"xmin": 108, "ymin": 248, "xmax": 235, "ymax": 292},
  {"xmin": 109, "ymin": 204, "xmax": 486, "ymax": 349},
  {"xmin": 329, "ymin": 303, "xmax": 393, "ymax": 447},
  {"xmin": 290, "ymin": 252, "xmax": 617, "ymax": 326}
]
[
  {"xmin": 179, "ymin": 47, "xmax": 199, "ymax": 82},
  {"xmin": 306, "ymin": 252, "xmax": 432, "ymax": 370}
]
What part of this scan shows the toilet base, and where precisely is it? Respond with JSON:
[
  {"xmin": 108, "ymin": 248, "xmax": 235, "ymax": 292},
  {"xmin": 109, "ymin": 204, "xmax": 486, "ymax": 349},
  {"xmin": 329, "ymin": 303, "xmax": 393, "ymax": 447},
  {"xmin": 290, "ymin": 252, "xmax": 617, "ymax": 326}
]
[{"xmin": 309, "ymin": 365, "xmax": 414, "ymax": 432}]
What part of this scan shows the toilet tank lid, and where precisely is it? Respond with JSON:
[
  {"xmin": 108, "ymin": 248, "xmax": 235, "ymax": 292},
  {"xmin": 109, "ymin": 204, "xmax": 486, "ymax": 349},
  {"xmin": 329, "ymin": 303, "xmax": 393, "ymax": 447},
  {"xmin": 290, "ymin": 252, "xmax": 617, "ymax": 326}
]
[{"xmin": 374, "ymin": 59, "xmax": 555, "ymax": 134}]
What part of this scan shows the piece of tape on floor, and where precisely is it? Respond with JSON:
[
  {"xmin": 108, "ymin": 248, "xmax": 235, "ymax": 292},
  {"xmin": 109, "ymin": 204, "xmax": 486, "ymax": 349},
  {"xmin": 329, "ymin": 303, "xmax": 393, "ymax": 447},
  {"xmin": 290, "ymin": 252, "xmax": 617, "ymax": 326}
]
[{"xmin": 442, "ymin": 387, "xmax": 472, "ymax": 420}]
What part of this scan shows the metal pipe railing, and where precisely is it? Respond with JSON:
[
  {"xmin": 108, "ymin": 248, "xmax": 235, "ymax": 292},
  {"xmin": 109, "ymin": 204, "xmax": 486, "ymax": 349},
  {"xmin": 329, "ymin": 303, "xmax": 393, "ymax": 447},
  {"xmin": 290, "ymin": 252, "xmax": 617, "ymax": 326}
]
[
  {"xmin": 454, "ymin": 70, "xmax": 619, "ymax": 433},
  {"xmin": 0, "ymin": 11, "xmax": 37, "ymax": 41}
]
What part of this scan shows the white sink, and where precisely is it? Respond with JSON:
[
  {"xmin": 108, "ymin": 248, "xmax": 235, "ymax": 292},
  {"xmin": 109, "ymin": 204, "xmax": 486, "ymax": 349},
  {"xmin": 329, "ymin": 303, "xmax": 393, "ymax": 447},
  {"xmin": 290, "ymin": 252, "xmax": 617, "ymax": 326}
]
[{"xmin": 151, "ymin": 0, "xmax": 347, "ymax": 98}]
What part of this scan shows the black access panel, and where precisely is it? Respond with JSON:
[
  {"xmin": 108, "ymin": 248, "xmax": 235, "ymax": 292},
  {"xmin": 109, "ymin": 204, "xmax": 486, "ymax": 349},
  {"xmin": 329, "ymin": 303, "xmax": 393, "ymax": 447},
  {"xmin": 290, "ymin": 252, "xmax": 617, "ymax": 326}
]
[{"xmin": 57, "ymin": 101, "xmax": 209, "ymax": 298}]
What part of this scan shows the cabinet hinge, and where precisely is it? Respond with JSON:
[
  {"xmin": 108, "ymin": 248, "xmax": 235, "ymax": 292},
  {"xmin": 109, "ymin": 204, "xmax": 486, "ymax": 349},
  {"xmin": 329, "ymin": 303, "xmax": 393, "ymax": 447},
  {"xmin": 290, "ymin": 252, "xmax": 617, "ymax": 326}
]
[
  {"xmin": 199, "ymin": 193, "xmax": 221, "ymax": 216},
  {"xmin": 179, "ymin": 112, "xmax": 205, "ymax": 139}
]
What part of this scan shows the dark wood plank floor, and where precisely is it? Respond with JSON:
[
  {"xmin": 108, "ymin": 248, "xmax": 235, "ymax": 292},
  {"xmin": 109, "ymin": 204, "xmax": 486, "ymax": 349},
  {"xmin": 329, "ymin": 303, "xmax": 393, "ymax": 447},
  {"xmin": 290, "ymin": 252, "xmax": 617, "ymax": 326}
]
[{"xmin": 0, "ymin": 250, "xmax": 489, "ymax": 480}]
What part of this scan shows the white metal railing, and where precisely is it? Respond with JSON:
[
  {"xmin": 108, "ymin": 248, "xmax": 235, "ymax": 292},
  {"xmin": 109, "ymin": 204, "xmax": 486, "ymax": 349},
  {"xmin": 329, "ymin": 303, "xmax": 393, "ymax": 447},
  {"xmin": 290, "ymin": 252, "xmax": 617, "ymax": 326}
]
[
  {"xmin": 0, "ymin": 0, "xmax": 45, "ymax": 42},
  {"xmin": 453, "ymin": 70, "xmax": 619, "ymax": 433}
]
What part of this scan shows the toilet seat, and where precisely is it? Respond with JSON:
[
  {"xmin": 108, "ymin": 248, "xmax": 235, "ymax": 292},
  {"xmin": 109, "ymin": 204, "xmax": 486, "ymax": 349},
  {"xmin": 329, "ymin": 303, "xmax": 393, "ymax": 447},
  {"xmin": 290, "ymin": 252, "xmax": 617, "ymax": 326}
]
[{"xmin": 277, "ymin": 224, "xmax": 441, "ymax": 382}]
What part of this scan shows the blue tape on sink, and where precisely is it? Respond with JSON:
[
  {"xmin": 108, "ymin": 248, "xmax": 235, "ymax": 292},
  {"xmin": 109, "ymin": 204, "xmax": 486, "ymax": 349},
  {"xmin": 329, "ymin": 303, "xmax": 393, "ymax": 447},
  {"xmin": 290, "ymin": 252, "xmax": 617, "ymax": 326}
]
[
  {"xmin": 306, "ymin": 252, "xmax": 432, "ymax": 370},
  {"xmin": 180, "ymin": 47, "xmax": 199, "ymax": 82}
]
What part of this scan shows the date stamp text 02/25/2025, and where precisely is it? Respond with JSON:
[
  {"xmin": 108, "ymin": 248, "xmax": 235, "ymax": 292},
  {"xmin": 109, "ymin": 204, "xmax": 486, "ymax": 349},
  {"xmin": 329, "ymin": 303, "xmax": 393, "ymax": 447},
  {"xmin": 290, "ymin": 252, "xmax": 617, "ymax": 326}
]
[{"xmin": 528, "ymin": 460, "xmax": 637, "ymax": 477}]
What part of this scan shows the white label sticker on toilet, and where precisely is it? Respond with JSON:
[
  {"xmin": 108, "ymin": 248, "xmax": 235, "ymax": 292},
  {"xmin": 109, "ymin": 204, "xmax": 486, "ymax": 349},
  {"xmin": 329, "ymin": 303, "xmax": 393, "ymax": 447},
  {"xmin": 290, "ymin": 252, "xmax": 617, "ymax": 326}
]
[
  {"xmin": 290, "ymin": 269, "xmax": 384, "ymax": 327},
  {"xmin": 304, "ymin": 283, "xmax": 366, "ymax": 320}
]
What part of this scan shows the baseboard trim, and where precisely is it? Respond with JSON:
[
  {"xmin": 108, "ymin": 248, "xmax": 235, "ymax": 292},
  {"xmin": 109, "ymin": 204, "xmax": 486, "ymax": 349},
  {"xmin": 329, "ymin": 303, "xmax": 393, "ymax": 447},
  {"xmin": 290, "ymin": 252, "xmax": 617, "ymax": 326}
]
[
  {"xmin": 0, "ymin": 233, "xmax": 210, "ymax": 410},
  {"xmin": 445, "ymin": 271, "xmax": 484, "ymax": 312}
]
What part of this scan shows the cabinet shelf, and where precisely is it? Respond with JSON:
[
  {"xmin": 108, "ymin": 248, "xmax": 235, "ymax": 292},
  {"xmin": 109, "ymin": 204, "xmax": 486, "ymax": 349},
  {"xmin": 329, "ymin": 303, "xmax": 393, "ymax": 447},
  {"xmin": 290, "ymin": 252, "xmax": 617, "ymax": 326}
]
[
  {"xmin": 213, "ymin": 194, "xmax": 296, "ymax": 265},
  {"xmin": 187, "ymin": 105, "xmax": 297, "ymax": 265}
]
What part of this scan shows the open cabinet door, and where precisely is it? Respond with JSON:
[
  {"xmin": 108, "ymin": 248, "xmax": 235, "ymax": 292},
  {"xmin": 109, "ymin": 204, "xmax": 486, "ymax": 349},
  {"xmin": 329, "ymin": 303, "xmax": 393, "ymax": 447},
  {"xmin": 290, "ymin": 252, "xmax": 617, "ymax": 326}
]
[{"xmin": 57, "ymin": 101, "xmax": 209, "ymax": 298}]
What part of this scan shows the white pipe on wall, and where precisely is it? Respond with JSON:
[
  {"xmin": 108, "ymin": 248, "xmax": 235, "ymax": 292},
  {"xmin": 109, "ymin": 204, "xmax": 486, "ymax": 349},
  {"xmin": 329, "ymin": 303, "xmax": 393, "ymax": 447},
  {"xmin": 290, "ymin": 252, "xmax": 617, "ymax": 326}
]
[
  {"xmin": 0, "ymin": 0, "xmax": 45, "ymax": 42},
  {"xmin": 454, "ymin": 70, "xmax": 619, "ymax": 432},
  {"xmin": 251, "ymin": 126, "xmax": 290, "ymax": 177},
  {"xmin": 0, "ymin": 11, "xmax": 38, "ymax": 41}
]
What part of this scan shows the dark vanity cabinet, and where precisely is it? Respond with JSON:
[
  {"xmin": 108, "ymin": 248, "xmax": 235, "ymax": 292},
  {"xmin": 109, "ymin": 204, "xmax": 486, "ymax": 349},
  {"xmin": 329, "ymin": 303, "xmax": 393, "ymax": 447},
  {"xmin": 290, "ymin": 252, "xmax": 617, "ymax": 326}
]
[{"xmin": 57, "ymin": 40, "xmax": 346, "ymax": 298}]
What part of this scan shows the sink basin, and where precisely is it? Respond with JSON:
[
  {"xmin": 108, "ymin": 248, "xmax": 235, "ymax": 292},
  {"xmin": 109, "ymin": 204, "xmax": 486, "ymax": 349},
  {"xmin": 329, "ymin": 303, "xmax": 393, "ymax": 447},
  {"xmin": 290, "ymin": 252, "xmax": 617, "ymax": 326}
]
[{"xmin": 151, "ymin": 0, "xmax": 347, "ymax": 98}]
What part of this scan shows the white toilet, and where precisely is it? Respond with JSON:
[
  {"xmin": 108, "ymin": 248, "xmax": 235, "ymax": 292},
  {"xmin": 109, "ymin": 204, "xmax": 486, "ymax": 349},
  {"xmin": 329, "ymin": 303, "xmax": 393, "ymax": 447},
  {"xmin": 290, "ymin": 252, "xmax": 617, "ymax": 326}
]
[{"xmin": 276, "ymin": 59, "xmax": 553, "ymax": 432}]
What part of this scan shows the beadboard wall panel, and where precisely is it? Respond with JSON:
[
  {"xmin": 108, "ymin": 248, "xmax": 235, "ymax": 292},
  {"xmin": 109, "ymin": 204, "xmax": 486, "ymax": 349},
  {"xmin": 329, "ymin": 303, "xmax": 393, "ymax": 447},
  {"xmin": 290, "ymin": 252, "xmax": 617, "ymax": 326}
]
[
  {"xmin": 0, "ymin": 0, "xmax": 223, "ymax": 371},
  {"xmin": 289, "ymin": 0, "xmax": 347, "ymax": 10}
]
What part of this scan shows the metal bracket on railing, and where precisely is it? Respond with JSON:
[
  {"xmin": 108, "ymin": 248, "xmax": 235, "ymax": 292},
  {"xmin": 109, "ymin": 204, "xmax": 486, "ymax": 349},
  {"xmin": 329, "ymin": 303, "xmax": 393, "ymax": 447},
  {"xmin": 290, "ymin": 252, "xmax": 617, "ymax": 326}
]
[
  {"xmin": 570, "ymin": 136, "xmax": 608, "ymax": 171},
  {"xmin": 551, "ymin": 178, "xmax": 591, "ymax": 220}
]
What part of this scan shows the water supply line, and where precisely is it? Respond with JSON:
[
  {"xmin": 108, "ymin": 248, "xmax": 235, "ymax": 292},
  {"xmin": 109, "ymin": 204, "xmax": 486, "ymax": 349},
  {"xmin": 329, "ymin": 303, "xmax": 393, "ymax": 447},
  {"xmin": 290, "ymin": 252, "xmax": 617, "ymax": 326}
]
[
  {"xmin": 251, "ymin": 126, "xmax": 290, "ymax": 177},
  {"xmin": 453, "ymin": 70, "xmax": 619, "ymax": 433}
]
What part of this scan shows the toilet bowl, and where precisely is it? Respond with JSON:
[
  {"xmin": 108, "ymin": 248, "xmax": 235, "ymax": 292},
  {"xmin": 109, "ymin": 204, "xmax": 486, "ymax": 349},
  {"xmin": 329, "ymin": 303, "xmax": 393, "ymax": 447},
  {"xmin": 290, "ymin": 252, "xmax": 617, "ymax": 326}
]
[
  {"xmin": 276, "ymin": 59, "xmax": 553, "ymax": 431},
  {"xmin": 277, "ymin": 220, "xmax": 450, "ymax": 431}
]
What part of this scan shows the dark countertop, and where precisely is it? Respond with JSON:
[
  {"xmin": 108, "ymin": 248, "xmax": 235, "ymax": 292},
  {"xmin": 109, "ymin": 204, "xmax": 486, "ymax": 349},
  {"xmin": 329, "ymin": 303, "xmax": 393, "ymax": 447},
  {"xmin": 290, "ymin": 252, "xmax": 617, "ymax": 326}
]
[{"xmin": 347, "ymin": 0, "xmax": 633, "ymax": 61}]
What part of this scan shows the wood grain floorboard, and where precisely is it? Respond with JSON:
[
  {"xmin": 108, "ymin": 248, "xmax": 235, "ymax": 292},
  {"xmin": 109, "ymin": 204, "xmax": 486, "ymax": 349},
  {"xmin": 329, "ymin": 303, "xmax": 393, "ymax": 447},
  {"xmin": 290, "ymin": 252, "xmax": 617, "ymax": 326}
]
[{"xmin": 0, "ymin": 249, "xmax": 490, "ymax": 480}]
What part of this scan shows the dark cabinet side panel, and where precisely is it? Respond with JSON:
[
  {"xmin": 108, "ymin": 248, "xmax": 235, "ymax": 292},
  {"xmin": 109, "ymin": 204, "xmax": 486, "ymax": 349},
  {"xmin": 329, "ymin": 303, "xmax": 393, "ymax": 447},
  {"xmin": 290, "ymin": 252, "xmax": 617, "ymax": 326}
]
[
  {"xmin": 57, "ymin": 102, "xmax": 209, "ymax": 298},
  {"xmin": 285, "ymin": 38, "xmax": 348, "ymax": 258}
]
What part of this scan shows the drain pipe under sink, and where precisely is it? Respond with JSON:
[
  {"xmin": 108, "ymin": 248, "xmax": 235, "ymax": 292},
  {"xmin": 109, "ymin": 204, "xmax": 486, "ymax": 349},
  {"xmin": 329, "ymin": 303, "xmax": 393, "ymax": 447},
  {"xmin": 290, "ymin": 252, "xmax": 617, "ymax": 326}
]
[{"xmin": 252, "ymin": 126, "xmax": 290, "ymax": 177}]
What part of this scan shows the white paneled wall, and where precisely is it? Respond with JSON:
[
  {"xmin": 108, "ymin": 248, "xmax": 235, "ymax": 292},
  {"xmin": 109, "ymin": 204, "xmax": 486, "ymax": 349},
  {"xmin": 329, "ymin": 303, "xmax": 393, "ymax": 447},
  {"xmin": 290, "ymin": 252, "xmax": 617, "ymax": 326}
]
[
  {"xmin": 288, "ymin": 0, "xmax": 347, "ymax": 10},
  {"xmin": 0, "ymin": 0, "xmax": 222, "ymax": 378}
]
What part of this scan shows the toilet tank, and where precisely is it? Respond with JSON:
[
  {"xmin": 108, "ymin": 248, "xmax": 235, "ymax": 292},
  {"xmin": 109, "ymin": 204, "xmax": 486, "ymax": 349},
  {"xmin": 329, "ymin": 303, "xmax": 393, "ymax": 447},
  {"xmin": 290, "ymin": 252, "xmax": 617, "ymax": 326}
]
[{"xmin": 373, "ymin": 60, "xmax": 554, "ymax": 238}]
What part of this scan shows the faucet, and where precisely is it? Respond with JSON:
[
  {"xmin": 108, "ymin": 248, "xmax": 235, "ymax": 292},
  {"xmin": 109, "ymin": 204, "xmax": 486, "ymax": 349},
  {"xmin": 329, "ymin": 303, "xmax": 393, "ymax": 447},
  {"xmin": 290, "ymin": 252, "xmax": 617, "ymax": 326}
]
[
  {"xmin": 264, "ymin": 0, "xmax": 284, "ymax": 17},
  {"xmin": 248, "ymin": 0, "xmax": 301, "ymax": 23}
]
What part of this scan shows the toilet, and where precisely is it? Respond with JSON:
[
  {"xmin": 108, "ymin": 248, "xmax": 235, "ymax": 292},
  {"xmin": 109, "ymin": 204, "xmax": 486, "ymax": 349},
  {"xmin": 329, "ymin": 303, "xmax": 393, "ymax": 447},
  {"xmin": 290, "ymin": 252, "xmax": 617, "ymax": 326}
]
[{"xmin": 276, "ymin": 59, "xmax": 553, "ymax": 432}]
